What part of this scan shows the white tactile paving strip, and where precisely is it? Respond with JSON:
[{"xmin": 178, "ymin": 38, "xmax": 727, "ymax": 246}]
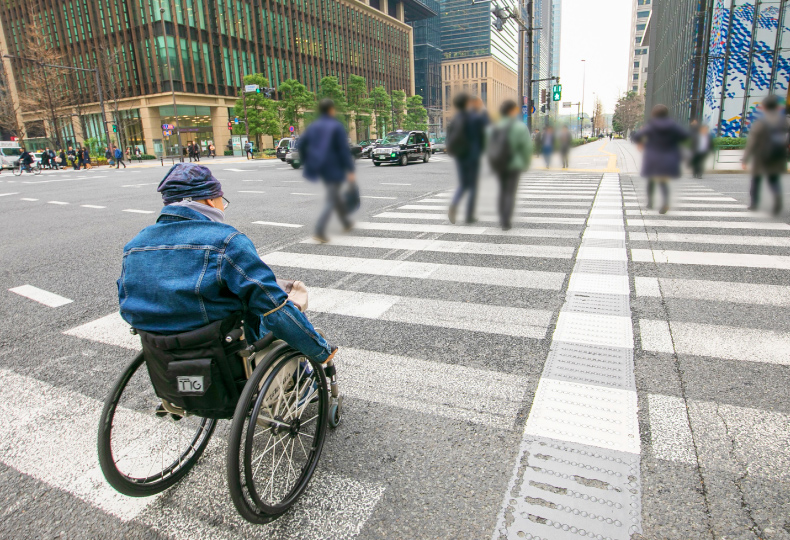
[{"xmin": 493, "ymin": 174, "xmax": 643, "ymax": 540}]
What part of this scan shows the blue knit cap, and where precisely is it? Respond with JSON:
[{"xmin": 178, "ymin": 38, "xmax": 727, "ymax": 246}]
[{"xmin": 157, "ymin": 163, "xmax": 224, "ymax": 205}]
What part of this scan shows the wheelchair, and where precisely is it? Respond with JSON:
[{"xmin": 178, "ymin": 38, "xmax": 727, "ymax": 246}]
[{"xmin": 96, "ymin": 312, "xmax": 342, "ymax": 524}]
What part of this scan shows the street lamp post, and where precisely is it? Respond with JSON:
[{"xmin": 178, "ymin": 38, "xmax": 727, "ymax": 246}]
[
  {"xmin": 581, "ymin": 59, "xmax": 586, "ymax": 137},
  {"xmin": 160, "ymin": 7, "xmax": 183, "ymax": 162}
]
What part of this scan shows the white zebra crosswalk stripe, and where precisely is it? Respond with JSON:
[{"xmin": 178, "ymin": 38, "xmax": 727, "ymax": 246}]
[
  {"xmin": 373, "ymin": 212, "xmax": 586, "ymax": 225},
  {"xmin": 628, "ymin": 219, "xmax": 790, "ymax": 230},
  {"xmin": 396, "ymin": 205, "xmax": 590, "ymax": 215},
  {"xmin": 352, "ymin": 221, "xmax": 581, "ymax": 238},
  {"xmin": 631, "ymin": 249, "xmax": 790, "ymax": 270},
  {"xmin": 301, "ymin": 235, "xmax": 576, "ymax": 258},
  {"xmin": 634, "ymin": 276, "xmax": 790, "ymax": 305},
  {"xmin": 627, "ymin": 210, "xmax": 765, "ymax": 218},
  {"xmin": 639, "ymin": 319, "xmax": 790, "ymax": 365},
  {"xmin": 263, "ymin": 252, "xmax": 567, "ymax": 290},
  {"xmin": 628, "ymin": 231, "xmax": 790, "ymax": 247},
  {"xmin": 308, "ymin": 286, "xmax": 552, "ymax": 338}
]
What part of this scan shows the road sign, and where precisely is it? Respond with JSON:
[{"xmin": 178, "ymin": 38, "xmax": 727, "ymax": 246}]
[
  {"xmin": 531, "ymin": 105, "xmax": 536, "ymax": 115},
  {"xmin": 163, "ymin": 130, "xmax": 172, "ymax": 137},
  {"xmin": 244, "ymin": 84, "xmax": 259, "ymax": 93},
  {"xmin": 289, "ymin": 126, "xmax": 295, "ymax": 133},
  {"xmin": 522, "ymin": 105, "xmax": 529, "ymax": 115},
  {"xmin": 552, "ymin": 84, "xmax": 562, "ymax": 102},
  {"xmin": 161, "ymin": 124, "xmax": 174, "ymax": 130},
  {"xmin": 234, "ymin": 118, "xmax": 239, "ymax": 124},
  {"xmin": 563, "ymin": 101, "xmax": 572, "ymax": 108}
]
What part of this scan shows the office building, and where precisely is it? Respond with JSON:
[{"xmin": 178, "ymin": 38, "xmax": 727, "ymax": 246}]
[
  {"xmin": 627, "ymin": 0, "xmax": 651, "ymax": 95},
  {"xmin": 440, "ymin": 0, "xmax": 519, "ymax": 126},
  {"xmin": 0, "ymin": 0, "xmax": 432, "ymax": 153},
  {"xmin": 408, "ymin": 0, "xmax": 443, "ymax": 135},
  {"xmin": 531, "ymin": 0, "xmax": 561, "ymax": 126},
  {"xmin": 645, "ymin": 0, "xmax": 790, "ymax": 137}
]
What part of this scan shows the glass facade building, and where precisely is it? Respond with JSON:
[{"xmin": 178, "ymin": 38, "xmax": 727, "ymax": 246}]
[
  {"xmin": 645, "ymin": 0, "xmax": 790, "ymax": 137},
  {"xmin": 530, "ymin": 0, "xmax": 560, "ymax": 126},
  {"xmin": 408, "ymin": 0, "xmax": 443, "ymax": 134},
  {"xmin": 0, "ymin": 0, "xmax": 426, "ymax": 151},
  {"xmin": 627, "ymin": 0, "xmax": 652, "ymax": 95}
]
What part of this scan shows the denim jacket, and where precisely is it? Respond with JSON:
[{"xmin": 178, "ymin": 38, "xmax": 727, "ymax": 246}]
[{"xmin": 118, "ymin": 205, "xmax": 332, "ymax": 362}]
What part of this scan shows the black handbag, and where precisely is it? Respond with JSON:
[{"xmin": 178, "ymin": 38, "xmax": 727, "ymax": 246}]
[
  {"xmin": 137, "ymin": 315, "xmax": 246, "ymax": 419},
  {"xmin": 344, "ymin": 182, "xmax": 360, "ymax": 213}
]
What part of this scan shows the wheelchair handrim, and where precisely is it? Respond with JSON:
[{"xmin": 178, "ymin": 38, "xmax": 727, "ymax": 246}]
[{"xmin": 242, "ymin": 351, "xmax": 327, "ymax": 513}]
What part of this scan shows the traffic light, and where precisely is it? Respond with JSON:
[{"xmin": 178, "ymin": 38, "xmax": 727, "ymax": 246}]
[
  {"xmin": 541, "ymin": 105, "xmax": 546, "ymax": 114},
  {"xmin": 552, "ymin": 84, "xmax": 562, "ymax": 101},
  {"xmin": 112, "ymin": 124, "xmax": 117, "ymax": 133},
  {"xmin": 227, "ymin": 121, "xmax": 233, "ymax": 131}
]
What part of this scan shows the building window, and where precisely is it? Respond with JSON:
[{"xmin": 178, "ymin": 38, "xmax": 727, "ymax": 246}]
[
  {"xmin": 634, "ymin": 61, "xmax": 640, "ymax": 68},
  {"xmin": 481, "ymin": 82, "xmax": 487, "ymax": 105},
  {"xmin": 445, "ymin": 85, "xmax": 451, "ymax": 110},
  {"xmin": 632, "ymin": 86, "xmax": 638, "ymax": 91},
  {"xmin": 637, "ymin": 10, "xmax": 650, "ymax": 18},
  {"xmin": 633, "ymin": 74, "xmax": 639, "ymax": 80},
  {"xmin": 636, "ymin": 24, "xmax": 646, "ymax": 31}
]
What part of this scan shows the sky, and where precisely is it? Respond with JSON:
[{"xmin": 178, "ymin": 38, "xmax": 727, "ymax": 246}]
[{"xmin": 558, "ymin": 0, "xmax": 633, "ymax": 114}]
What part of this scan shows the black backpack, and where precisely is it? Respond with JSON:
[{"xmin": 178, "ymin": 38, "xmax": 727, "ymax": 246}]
[
  {"xmin": 487, "ymin": 121, "xmax": 514, "ymax": 175},
  {"xmin": 763, "ymin": 120, "xmax": 789, "ymax": 162},
  {"xmin": 446, "ymin": 114, "xmax": 470, "ymax": 156}
]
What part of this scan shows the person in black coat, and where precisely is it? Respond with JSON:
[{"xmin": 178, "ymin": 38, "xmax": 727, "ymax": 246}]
[{"xmin": 632, "ymin": 104, "xmax": 689, "ymax": 214}]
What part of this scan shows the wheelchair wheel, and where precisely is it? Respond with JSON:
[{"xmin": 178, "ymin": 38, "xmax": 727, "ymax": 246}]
[
  {"xmin": 227, "ymin": 348, "xmax": 328, "ymax": 523},
  {"xmin": 98, "ymin": 353, "xmax": 216, "ymax": 497}
]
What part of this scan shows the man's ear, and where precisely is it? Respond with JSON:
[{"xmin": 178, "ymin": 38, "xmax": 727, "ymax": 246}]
[{"xmin": 203, "ymin": 198, "xmax": 218, "ymax": 208}]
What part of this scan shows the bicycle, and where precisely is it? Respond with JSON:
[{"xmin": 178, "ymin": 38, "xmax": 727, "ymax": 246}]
[
  {"xmin": 13, "ymin": 161, "xmax": 41, "ymax": 176},
  {"xmin": 97, "ymin": 311, "xmax": 342, "ymax": 524}
]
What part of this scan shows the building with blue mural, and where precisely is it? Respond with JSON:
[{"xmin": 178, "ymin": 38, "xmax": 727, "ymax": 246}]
[{"xmin": 645, "ymin": 0, "xmax": 790, "ymax": 138}]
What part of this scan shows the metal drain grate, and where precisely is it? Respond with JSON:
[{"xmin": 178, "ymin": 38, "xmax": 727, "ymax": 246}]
[
  {"xmin": 544, "ymin": 341, "xmax": 635, "ymax": 390},
  {"xmin": 497, "ymin": 437, "xmax": 642, "ymax": 540}
]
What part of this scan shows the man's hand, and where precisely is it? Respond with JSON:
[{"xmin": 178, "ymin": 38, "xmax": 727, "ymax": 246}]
[
  {"xmin": 742, "ymin": 162, "xmax": 747, "ymax": 171},
  {"xmin": 347, "ymin": 172, "xmax": 356, "ymax": 183},
  {"xmin": 322, "ymin": 346, "xmax": 338, "ymax": 365}
]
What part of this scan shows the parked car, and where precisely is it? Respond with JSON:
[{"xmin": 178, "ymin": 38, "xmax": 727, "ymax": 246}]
[
  {"xmin": 285, "ymin": 147, "xmax": 300, "ymax": 169},
  {"xmin": 361, "ymin": 139, "xmax": 384, "ymax": 159},
  {"xmin": 371, "ymin": 130, "xmax": 431, "ymax": 166},
  {"xmin": 276, "ymin": 138, "xmax": 296, "ymax": 161},
  {"xmin": 0, "ymin": 143, "xmax": 22, "ymax": 169},
  {"xmin": 430, "ymin": 137, "xmax": 446, "ymax": 154},
  {"xmin": 350, "ymin": 141, "xmax": 363, "ymax": 160}
]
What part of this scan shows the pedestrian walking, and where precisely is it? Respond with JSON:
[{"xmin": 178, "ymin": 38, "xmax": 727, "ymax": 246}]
[
  {"xmin": 743, "ymin": 95, "xmax": 788, "ymax": 215},
  {"xmin": 487, "ymin": 100, "xmax": 532, "ymax": 231},
  {"xmin": 105, "ymin": 146, "xmax": 114, "ymax": 167},
  {"xmin": 690, "ymin": 124, "xmax": 713, "ymax": 179},
  {"xmin": 195, "ymin": 143, "xmax": 202, "ymax": 162},
  {"xmin": 632, "ymin": 104, "xmax": 689, "ymax": 214},
  {"xmin": 297, "ymin": 98, "xmax": 356, "ymax": 243},
  {"xmin": 609, "ymin": 132, "xmax": 613, "ymax": 141},
  {"xmin": 67, "ymin": 146, "xmax": 78, "ymax": 170},
  {"xmin": 541, "ymin": 126, "xmax": 555, "ymax": 168},
  {"xmin": 187, "ymin": 143, "xmax": 194, "ymax": 162},
  {"xmin": 41, "ymin": 147, "xmax": 51, "ymax": 169},
  {"xmin": 558, "ymin": 126, "xmax": 573, "ymax": 169},
  {"xmin": 245, "ymin": 140, "xmax": 254, "ymax": 160},
  {"xmin": 48, "ymin": 148, "xmax": 58, "ymax": 170},
  {"xmin": 57, "ymin": 149, "xmax": 66, "ymax": 169},
  {"xmin": 82, "ymin": 147, "xmax": 92, "ymax": 170},
  {"xmin": 446, "ymin": 92, "xmax": 487, "ymax": 224},
  {"xmin": 209, "ymin": 143, "xmax": 216, "ymax": 158},
  {"xmin": 114, "ymin": 145, "xmax": 126, "ymax": 168}
]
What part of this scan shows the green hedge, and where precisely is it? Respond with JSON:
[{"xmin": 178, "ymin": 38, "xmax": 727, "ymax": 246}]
[
  {"xmin": 713, "ymin": 137, "xmax": 747, "ymax": 149},
  {"xmin": 224, "ymin": 150, "xmax": 234, "ymax": 156}
]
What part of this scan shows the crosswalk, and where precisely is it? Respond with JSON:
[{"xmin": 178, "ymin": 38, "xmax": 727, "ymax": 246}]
[
  {"xmin": 5, "ymin": 165, "xmax": 788, "ymax": 538},
  {"xmin": 626, "ymin": 177, "xmax": 790, "ymax": 537}
]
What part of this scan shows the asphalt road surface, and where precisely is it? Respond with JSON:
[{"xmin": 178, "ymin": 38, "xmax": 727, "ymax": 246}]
[{"xmin": 0, "ymin": 141, "xmax": 788, "ymax": 540}]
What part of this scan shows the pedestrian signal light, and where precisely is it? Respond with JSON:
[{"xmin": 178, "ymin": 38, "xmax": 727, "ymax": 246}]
[
  {"xmin": 227, "ymin": 121, "xmax": 233, "ymax": 131},
  {"xmin": 552, "ymin": 84, "xmax": 562, "ymax": 101},
  {"xmin": 112, "ymin": 124, "xmax": 118, "ymax": 133}
]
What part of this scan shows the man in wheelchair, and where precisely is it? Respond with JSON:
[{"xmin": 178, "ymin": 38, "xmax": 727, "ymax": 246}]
[{"xmin": 118, "ymin": 162, "xmax": 337, "ymax": 365}]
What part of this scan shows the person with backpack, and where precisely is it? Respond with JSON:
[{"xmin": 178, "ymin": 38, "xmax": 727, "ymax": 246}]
[
  {"xmin": 488, "ymin": 100, "xmax": 532, "ymax": 231},
  {"xmin": 114, "ymin": 145, "xmax": 126, "ymax": 168},
  {"xmin": 446, "ymin": 93, "xmax": 487, "ymax": 224},
  {"xmin": 743, "ymin": 95, "xmax": 788, "ymax": 215},
  {"xmin": 632, "ymin": 104, "xmax": 689, "ymax": 214}
]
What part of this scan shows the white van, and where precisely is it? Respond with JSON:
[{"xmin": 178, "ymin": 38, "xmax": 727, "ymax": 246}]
[{"xmin": 0, "ymin": 141, "xmax": 22, "ymax": 169}]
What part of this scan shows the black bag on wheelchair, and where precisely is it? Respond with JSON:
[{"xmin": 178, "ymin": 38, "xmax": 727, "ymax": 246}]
[{"xmin": 137, "ymin": 315, "xmax": 247, "ymax": 419}]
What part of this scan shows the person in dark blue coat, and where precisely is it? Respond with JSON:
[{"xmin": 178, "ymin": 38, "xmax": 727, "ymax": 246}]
[
  {"xmin": 297, "ymin": 98, "xmax": 355, "ymax": 242},
  {"xmin": 632, "ymin": 104, "xmax": 689, "ymax": 214},
  {"xmin": 447, "ymin": 93, "xmax": 488, "ymax": 224}
]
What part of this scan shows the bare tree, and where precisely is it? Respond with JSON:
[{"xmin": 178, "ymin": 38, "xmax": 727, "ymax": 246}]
[
  {"xmin": 94, "ymin": 36, "xmax": 132, "ymax": 152},
  {"xmin": 612, "ymin": 91, "xmax": 645, "ymax": 135},
  {"xmin": 0, "ymin": 53, "xmax": 25, "ymax": 143},
  {"xmin": 593, "ymin": 98, "xmax": 606, "ymax": 135},
  {"xmin": 15, "ymin": 7, "xmax": 71, "ymax": 149}
]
